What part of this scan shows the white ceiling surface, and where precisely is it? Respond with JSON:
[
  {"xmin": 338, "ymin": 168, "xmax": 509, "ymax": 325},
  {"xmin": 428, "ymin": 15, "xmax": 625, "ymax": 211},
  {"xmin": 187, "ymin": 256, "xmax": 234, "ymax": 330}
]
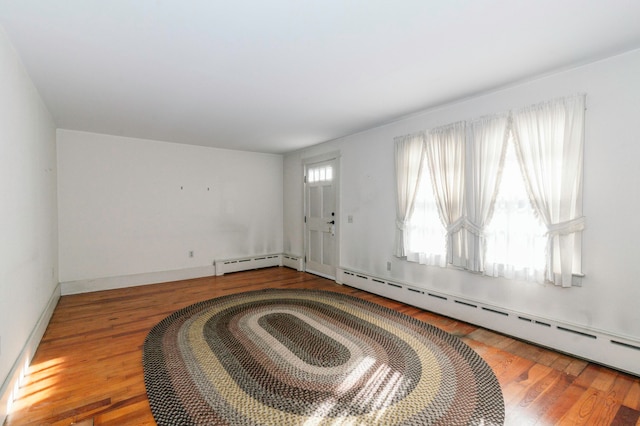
[{"xmin": 1, "ymin": 1, "xmax": 640, "ymax": 154}]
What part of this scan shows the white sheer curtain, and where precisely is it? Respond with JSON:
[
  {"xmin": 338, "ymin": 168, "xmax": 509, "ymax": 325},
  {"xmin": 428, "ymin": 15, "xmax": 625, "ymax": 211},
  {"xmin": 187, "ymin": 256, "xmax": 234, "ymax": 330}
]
[
  {"xmin": 465, "ymin": 114, "xmax": 510, "ymax": 272},
  {"xmin": 512, "ymin": 94, "xmax": 586, "ymax": 287},
  {"xmin": 406, "ymin": 158, "xmax": 447, "ymax": 267},
  {"xmin": 484, "ymin": 140, "xmax": 547, "ymax": 281},
  {"xmin": 394, "ymin": 132, "xmax": 425, "ymax": 257},
  {"xmin": 425, "ymin": 122, "xmax": 466, "ymax": 266}
]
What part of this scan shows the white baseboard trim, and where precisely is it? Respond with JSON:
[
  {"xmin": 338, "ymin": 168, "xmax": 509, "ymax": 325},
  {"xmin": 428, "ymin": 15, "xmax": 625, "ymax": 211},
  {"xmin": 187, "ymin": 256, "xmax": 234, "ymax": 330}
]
[
  {"xmin": 60, "ymin": 253, "xmax": 306, "ymax": 295},
  {"xmin": 1, "ymin": 283, "xmax": 60, "ymax": 425},
  {"xmin": 61, "ymin": 266, "xmax": 216, "ymax": 295},
  {"xmin": 338, "ymin": 267, "xmax": 640, "ymax": 377}
]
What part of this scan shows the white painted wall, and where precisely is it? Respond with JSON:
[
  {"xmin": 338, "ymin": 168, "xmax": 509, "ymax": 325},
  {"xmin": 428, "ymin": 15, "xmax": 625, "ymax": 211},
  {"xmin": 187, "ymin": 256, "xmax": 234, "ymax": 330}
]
[
  {"xmin": 58, "ymin": 130, "xmax": 283, "ymax": 284},
  {"xmin": 284, "ymin": 49, "xmax": 640, "ymax": 343},
  {"xmin": 0, "ymin": 28, "xmax": 57, "ymax": 396}
]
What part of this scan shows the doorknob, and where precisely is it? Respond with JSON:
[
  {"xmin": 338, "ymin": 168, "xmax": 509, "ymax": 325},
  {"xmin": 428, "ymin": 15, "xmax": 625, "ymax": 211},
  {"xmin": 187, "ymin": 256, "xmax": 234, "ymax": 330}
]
[{"xmin": 327, "ymin": 220, "xmax": 335, "ymax": 224}]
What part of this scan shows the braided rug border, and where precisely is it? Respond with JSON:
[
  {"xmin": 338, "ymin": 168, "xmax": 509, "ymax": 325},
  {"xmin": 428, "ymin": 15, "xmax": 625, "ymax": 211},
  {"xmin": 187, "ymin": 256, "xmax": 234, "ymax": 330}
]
[{"xmin": 143, "ymin": 288, "xmax": 505, "ymax": 425}]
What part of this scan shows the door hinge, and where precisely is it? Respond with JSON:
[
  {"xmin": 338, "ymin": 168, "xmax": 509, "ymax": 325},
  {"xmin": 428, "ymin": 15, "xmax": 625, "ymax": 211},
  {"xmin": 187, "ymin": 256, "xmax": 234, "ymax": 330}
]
[
  {"xmin": 304, "ymin": 176, "xmax": 307, "ymax": 183},
  {"xmin": 304, "ymin": 216, "xmax": 306, "ymax": 223}
]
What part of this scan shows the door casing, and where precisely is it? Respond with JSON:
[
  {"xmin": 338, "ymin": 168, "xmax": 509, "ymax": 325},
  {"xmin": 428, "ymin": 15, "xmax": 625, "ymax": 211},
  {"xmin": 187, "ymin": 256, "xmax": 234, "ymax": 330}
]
[{"xmin": 303, "ymin": 154, "xmax": 340, "ymax": 280}]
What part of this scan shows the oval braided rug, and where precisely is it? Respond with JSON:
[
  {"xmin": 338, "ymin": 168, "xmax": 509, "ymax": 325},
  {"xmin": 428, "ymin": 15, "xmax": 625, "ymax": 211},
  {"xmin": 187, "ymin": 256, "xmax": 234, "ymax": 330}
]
[{"xmin": 143, "ymin": 289, "xmax": 504, "ymax": 425}]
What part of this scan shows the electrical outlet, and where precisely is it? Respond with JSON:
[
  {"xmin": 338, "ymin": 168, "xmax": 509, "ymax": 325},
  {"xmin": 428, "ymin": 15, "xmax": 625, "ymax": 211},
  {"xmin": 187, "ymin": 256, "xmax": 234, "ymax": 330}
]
[
  {"xmin": 348, "ymin": 215, "xmax": 353, "ymax": 223},
  {"xmin": 189, "ymin": 251, "xmax": 194, "ymax": 258},
  {"xmin": 387, "ymin": 261, "xmax": 391, "ymax": 271}
]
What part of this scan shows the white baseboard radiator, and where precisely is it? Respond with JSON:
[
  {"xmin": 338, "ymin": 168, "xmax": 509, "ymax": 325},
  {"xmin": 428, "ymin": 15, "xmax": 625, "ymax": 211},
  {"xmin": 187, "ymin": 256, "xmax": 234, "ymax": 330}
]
[
  {"xmin": 281, "ymin": 254, "xmax": 304, "ymax": 271},
  {"xmin": 337, "ymin": 268, "xmax": 640, "ymax": 377},
  {"xmin": 214, "ymin": 254, "xmax": 303, "ymax": 276}
]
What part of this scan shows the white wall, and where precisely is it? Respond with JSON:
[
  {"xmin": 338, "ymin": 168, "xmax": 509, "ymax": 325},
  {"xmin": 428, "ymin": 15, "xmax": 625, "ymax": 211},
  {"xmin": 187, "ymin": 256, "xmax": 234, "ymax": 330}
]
[
  {"xmin": 58, "ymin": 130, "xmax": 283, "ymax": 285},
  {"xmin": 0, "ymin": 28, "xmax": 57, "ymax": 401},
  {"xmin": 284, "ymin": 49, "xmax": 640, "ymax": 343}
]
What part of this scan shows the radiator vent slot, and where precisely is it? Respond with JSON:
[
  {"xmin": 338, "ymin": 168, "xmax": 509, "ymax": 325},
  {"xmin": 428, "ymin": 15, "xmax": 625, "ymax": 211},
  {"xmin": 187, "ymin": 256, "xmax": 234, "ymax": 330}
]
[
  {"xmin": 224, "ymin": 259, "xmax": 251, "ymax": 264},
  {"xmin": 482, "ymin": 307, "xmax": 509, "ymax": 316},
  {"xmin": 518, "ymin": 316, "xmax": 533, "ymax": 322},
  {"xmin": 611, "ymin": 340, "xmax": 640, "ymax": 351},
  {"xmin": 356, "ymin": 274, "xmax": 369, "ymax": 280},
  {"xmin": 344, "ymin": 271, "xmax": 354, "ymax": 276},
  {"xmin": 372, "ymin": 279, "xmax": 385, "ymax": 284},
  {"xmin": 455, "ymin": 300, "xmax": 477, "ymax": 309},
  {"xmin": 428, "ymin": 293, "xmax": 447, "ymax": 301},
  {"xmin": 535, "ymin": 320, "xmax": 551, "ymax": 327},
  {"xmin": 408, "ymin": 288, "xmax": 424, "ymax": 294},
  {"xmin": 557, "ymin": 326, "xmax": 597, "ymax": 339},
  {"xmin": 387, "ymin": 282, "xmax": 402, "ymax": 289}
]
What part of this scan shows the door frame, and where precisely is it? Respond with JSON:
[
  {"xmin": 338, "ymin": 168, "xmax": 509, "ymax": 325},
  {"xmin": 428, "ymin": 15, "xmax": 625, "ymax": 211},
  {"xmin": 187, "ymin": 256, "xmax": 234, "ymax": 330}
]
[{"xmin": 303, "ymin": 152, "xmax": 340, "ymax": 280}]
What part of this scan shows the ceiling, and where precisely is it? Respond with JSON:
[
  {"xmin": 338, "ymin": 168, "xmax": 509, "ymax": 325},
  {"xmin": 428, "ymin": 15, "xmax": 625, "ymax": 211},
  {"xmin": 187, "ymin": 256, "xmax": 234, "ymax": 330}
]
[{"xmin": 2, "ymin": 1, "xmax": 640, "ymax": 154}]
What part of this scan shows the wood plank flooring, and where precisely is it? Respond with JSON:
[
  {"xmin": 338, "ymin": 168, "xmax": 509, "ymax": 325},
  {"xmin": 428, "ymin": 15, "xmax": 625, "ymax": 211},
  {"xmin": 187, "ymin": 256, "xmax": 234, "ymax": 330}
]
[{"xmin": 5, "ymin": 267, "xmax": 640, "ymax": 425}]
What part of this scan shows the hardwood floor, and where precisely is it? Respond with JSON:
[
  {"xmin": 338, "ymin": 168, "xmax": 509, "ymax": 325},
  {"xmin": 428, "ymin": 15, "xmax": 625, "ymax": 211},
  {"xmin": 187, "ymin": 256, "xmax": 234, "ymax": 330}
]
[{"xmin": 5, "ymin": 267, "xmax": 640, "ymax": 425}]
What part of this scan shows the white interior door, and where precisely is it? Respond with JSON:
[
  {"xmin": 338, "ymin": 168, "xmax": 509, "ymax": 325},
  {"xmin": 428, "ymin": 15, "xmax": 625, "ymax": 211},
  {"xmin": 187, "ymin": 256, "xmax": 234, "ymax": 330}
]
[{"xmin": 305, "ymin": 159, "xmax": 338, "ymax": 279}]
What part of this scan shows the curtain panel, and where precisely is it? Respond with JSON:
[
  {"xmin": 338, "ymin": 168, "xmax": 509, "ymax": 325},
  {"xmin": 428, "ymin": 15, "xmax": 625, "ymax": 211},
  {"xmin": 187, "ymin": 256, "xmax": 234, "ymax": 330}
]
[
  {"xmin": 393, "ymin": 132, "xmax": 426, "ymax": 257},
  {"xmin": 512, "ymin": 94, "xmax": 586, "ymax": 287},
  {"xmin": 425, "ymin": 122, "xmax": 467, "ymax": 267},
  {"xmin": 465, "ymin": 114, "xmax": 510, "ymax": 272}
]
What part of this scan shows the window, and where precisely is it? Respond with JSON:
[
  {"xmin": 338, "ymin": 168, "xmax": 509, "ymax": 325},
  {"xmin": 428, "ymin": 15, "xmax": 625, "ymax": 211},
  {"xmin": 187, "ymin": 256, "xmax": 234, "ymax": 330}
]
[
  {"xmin": 308, "ymin": 165, "xmax": 333, "ymax": 183},
  {"xmin": 394, "ymin": 95, "xmax": 585, "ymax": 286},
  {"xmin": 484, "ymin": 138, "xmax": 547, "ymax": 281},
  {"xmin": 406, "ymin": 162, "xmax": 447, "ymax": 267}
]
